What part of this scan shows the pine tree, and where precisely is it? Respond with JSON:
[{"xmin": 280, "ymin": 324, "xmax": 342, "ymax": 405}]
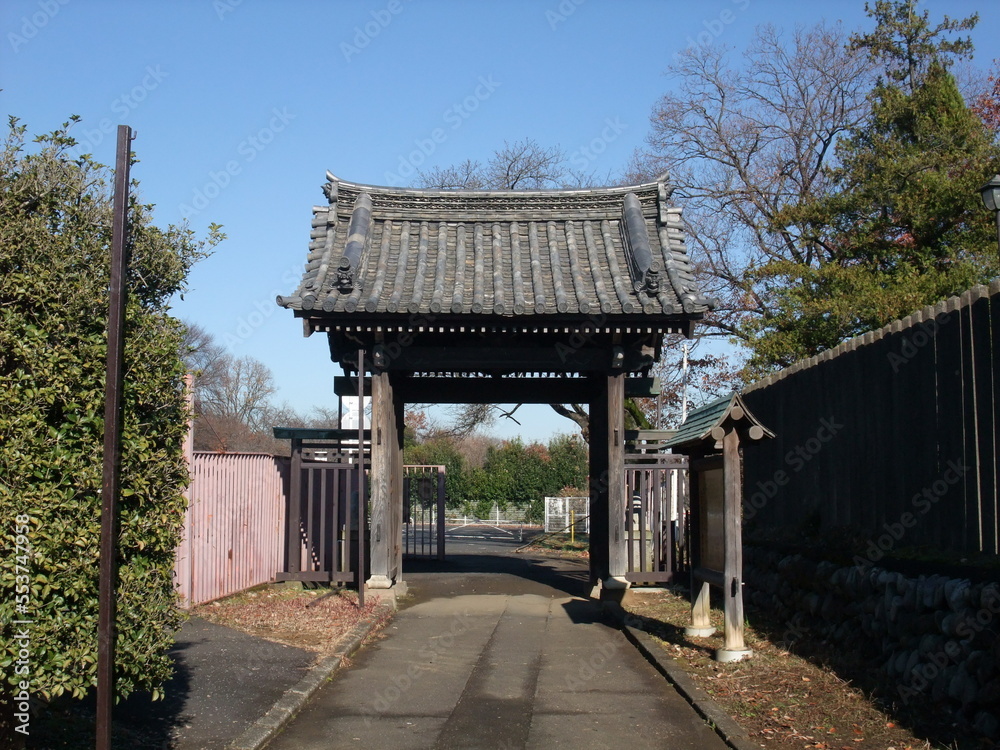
[{"xmin": 744, "ymin": 2, "xmax": 1000, "ymax": 374}]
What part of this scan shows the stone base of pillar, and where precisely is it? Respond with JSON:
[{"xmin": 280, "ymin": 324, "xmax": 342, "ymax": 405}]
[
  {"xmin": 603, "ymin": 575, "xmax": 630, "ymax": 590},
  {"xmin": 366, "ymin": 574, "xmax": 393, "ymax": 589},
  {"xmin": 590, "ymin": 576, "xmax": 632, "ymax": 604},
  {"xmin": 715, "ymin": 647, "xmax": 753, "ymax": 663},
  {"xmin": 364, "ymin": 579, "xmax": 407, "ymax": 610},
  {"xmin": 684, "ymin": 626, "xmax": 717, "ymax": 637}
]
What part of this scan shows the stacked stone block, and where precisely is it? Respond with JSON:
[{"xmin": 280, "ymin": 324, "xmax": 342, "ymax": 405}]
[{"xmin": 744, "ymin": 546, "xmax": 1000, "ymax": 740}]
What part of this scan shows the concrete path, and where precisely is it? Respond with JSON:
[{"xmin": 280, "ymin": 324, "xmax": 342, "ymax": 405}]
[
  {"xmin": 267, "ymin": 535, "xmax": 727, "ymax": 750},
  {"xmin": 102, "ymin": 617, "xmax": 315, "ymax": 749}
]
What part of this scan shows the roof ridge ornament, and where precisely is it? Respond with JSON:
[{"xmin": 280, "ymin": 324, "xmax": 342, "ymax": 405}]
[
  {"xmin": 322, "ymin": 176, "xmax": 338, "ymax": 202},
  {"xmin": 336, "ymin": 192, "xmax": 372, "ymax": 293},
  {"xmin": 621, "ymin": 192, "xmax": 662, "ymax": 294}
]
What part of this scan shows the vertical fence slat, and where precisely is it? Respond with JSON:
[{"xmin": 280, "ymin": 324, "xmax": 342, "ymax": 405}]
[
  {"xmin": 741, "ymin": 284, "xmax": 998, "ymax": 557},
  {"xmin": 177, "ymin": 452, "xmax": 287, "ymax": 607},
  {"xmin": 971, "ymin": 293, "xmax": 996, "ymax": 554}
]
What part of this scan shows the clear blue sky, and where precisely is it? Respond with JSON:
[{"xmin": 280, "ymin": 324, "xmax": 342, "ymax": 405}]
[{"xmin": 3, "ymin": 0, "xmax": 997, "ymax": 442}]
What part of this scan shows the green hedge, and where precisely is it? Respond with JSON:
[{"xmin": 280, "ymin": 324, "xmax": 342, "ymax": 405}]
[{"xmin": 0, "ymin": 118, "xmax": 217, "ymax": 702}]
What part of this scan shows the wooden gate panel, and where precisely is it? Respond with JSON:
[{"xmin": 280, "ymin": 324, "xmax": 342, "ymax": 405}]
[
  {"xmin": 280, "ymin": 462, "xmax": 358, "ymax": 584},
  {"xmin": 624, "ymin": 446, "xmax": 688, "ymax": 584},
  {"xmin": 277, "ymin": 432, "xmax": 370, "ymax": 585}
]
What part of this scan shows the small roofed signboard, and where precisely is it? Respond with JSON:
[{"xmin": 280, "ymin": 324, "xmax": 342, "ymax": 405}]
[{"xmin": 666, "ymin": 391, "xmax": 774, "ymax": 662}]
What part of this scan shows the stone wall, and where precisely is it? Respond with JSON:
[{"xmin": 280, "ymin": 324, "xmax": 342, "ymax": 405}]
[{"xmin": 744, "ymin": 546, "xmax": 1000, "ymax": 740}]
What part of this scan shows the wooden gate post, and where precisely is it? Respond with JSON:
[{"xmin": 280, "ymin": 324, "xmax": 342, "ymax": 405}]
[
  {"xmin": 368, "ymin": 369, "xmax": 395, "ymax": 589},
  {"xmin": 393, "ymin": 379, "xmax": 405, "ymax": 581},
  {"xmin": 436, "ymin": 467, "xmax": 446, "ymax": 561},
  {"xmin": 721, "ymin": 427, "xmax": 748, "ymax": 657},
  {"xmin": 286, "ymin": 437, "xmax": 303, "ymax": 576},
  {"xmin": 606, "ymin": 372, "xmax": 629, "ymax": 590},
  {"xmin": 588, "ymin": 376, "xmax": 609, "ymax": 586}
]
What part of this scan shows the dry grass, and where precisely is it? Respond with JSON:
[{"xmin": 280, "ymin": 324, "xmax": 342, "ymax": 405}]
[
  {"xmin": 517, "ymin": 532, "xmax": 590, "ymax": 559},
  {"xmin": 624, "ymin": 588, "xmax": 986, "ymax": 750},
  {"xmin": 194, "ymin": 585, "xmax": 392, "ymax": 655}
]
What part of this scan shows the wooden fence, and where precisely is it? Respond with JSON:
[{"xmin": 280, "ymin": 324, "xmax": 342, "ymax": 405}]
[
  {"xmin": 741, "ymin": 280, "xmax": 1000, "ymax": 556},
  {"xmin": 174, "ymin": 452, "xmax": 289, "ymax": 607}
]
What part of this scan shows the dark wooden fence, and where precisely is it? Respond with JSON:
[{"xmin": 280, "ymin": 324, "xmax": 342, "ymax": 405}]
[
  {"xmin": 741, "ymin": 280, "xmax": 999, "ymax": 556},
  {"xmin": 279, "ymin": 432, "xmax": 370, "ymax": 585}
]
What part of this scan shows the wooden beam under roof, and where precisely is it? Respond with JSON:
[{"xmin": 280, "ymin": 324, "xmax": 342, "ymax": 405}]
[{"xmin": 333, "ymin": 376, "xmax": 660, "ymax": 403}]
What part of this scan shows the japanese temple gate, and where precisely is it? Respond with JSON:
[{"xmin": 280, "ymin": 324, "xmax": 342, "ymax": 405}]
[{"xmin": 277, "ymin": 172, "xmax": 714, "ymax": 592}]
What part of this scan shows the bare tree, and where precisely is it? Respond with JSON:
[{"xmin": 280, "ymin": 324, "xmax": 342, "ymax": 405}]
[
  {"xmin": 198, "ymin": 354, "xmax": 277, "ymax": 433},
  {"xmin": 971, "ymin": 58, "xmax": 1000, "ymax": 137},
  {"xmin": 183, "ymin": 324, "xmax": 345, "ymax": 453},
  {"xmin": 419, "ymin": 138, "xmax": 568, "ymax": 190},
  {"xmin": 484, "ymin": 138, "xmax": 566, "ymax": 189},
  {"xmin": 626, "ymin": 22, "xmax": 877, "ymax": 350},
  {"xmin": 638, "ymin": 335, "xmax": 744, "ymax": 429},
  {"xmin": 549, "ymin": 404, "xmax": 590, "ymax": 440},
  {"xmin": 417, "ymin": 159, "xmax": 486, "ymax": 190},
  {"xmin": 181, "ymin": 320, "xmax": 227, "ymax": 395}
]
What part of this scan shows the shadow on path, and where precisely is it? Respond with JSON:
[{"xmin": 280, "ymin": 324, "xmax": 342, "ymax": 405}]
[
  {"xmin": 401, "ymin": 529, "xmax": 592, "ymax": 603},
  {"xmin": 27, "ymin": 618, "xmax": 314, "ymax": 750}
]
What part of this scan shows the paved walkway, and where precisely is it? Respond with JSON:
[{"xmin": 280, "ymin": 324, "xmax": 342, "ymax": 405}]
[{"xmin": 267, "ymin": 542, "xmax": 727, "ymax": 750}]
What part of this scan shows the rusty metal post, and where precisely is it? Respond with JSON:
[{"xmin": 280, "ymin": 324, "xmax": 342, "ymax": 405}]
[
  {"xmin": 97, "ymin": 125, "xmax": 132, "ymax": 750},
  {"xmin": 436, "ymin": 467, "xmax": 446, "ymax": 561},
  {"xmin": 356, "ymin": 350, "xmax": 365, "ymax": 609}
]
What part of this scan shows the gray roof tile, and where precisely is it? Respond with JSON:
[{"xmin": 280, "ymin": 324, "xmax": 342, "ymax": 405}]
[{"xmin": 278, "ymin": 174, "xmax": 715, "ymax": 319}]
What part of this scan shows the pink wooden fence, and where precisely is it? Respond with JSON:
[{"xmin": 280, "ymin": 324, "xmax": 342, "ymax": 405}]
[{"xmin": 174, "ymin": 452, "xmax": 289, "ymax": 607}]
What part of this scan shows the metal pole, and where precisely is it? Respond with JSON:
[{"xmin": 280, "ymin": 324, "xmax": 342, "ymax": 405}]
[
  {"xmin": 994, "ymin": 211, "xmax": 1000, "ymax": 265},
  {"xmin": 356, "ymin": 350, "xmax": 365, "ymax": 609},
  {"xmin": 656, "ymin": 387, "xmax": 662, "ymax": 430},
  {"xmin": 97, "ymin": 125, "xmax": 132, "ymax": 750},
  {"xmin": 680, "ymin": 342, "xmax": 689, "ymax": 425}
]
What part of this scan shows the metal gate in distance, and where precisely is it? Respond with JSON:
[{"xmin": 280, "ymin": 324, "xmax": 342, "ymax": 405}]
[{"xmin": 403, "ymin": 464, "xmax": 446, "ymax": 560}]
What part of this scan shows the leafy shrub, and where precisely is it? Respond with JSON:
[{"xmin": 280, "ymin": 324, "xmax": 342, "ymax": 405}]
[{"xmin": 0, "ymin": 118, "xmax": 218, "ymax": 702}]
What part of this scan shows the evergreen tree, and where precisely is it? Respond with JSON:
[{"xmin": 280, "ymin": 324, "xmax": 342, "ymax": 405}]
[
  {"xmin": 0, "ymin": 117, "xmax": 218, "ymax": 711},
  {"xmin": 746, "ymin": 2, "xmax": 1000, "ymax": 373}
]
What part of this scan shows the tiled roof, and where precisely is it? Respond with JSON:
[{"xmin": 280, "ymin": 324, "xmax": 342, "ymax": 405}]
[
  {"xmin": 665, "ymin": 393, "xmax": 736, "ymax": 448},
  {"xmin": 277, "ymin": 173, "xmax": 714, "ymax": 319},
  {"xmin": 664, "ymin": 391, "xmax": 775, "ymax": 450}
]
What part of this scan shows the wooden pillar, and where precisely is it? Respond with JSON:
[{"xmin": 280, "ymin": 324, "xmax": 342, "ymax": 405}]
[
  {"xmin": 368, "ymin": 370, "xmax": 394, "ymax": 589},
  {"xmin": 286, "ymin": 438, "xmax": 302, "ymax": 575},
  {"xmin": 588, "ymin": 376, "xmax": 609, "ymax": 585},
  {"xmin": 606, "ymin": 372, "xmax": 629, "ymax": 589},
  {"xmin": 718, "ymin": 428, "xmax": 750, "ymax": 660},
  {"xmin": 684, "ymin": 451, "xmax": 714, "ymax": 636},
  {"xmin": 391, "ymin": 375, "xmax": 405, "ymax": 582}
]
